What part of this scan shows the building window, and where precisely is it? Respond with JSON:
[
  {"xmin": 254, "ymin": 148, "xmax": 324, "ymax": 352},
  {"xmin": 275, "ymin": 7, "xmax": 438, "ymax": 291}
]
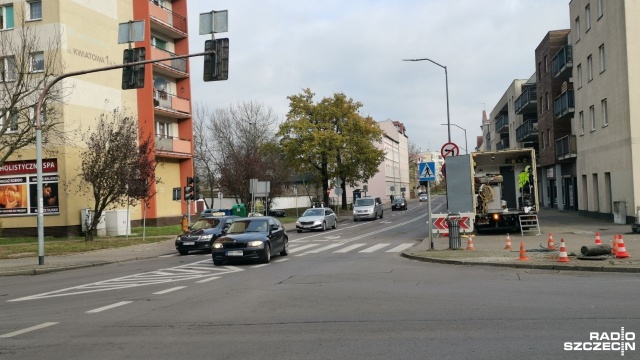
[
  {"xmin": 545, "ymin": 92, "xmax": 549, "ymax": 110},
  {"xmin": 0, "ymin": 4, "xmax": 14, "ymax": 30},
  {"xmin": 541, "ymin": 131, "xmax": 545, "ymax": 149},
  {"xmin": 577, "ymin": 63, "xmax": 583, "ymax": 88},
  {"xmin": 29, "ymin": 52, "xmax": 44, "ymax": 72},
  {"xmin": 1, "ymin": 109, "xmax": 19, "ymax": 133},
  {"xmin": 544, "ymin": 55, "xmax": 548, "ymax": 74},
  {"xmin": 585, "ymin": 4, "xmax": 591, "ymax": 31},
  {"xmin": 597, "ymin": 0, "xmax": 603, "ymax": 19},
  {"xmin": 579, "ymin": 111, "xmax": 585, "ymax": 135},
  {"xmin": 587, "ymin": 55, "xmax": 593, "ymax": 81},
  {"xmin": 537, "ymin": 62, "xmax": 541, "ymax": 80},
  {"xmin": 599, "ymin": 44, "xmax": 605, "ymax": 73},
  {"xmin": 156, "ymin": 122, "xmax": 170, "ymax": 138},
  {"xmin": 27, "ymin": 1, "xmax": 42, "ymax": 21},
  {"xmin": 601, "ymin": 98, "xmax": 608, "ymax": 126},
  {"xmin": 547, "ymin": 129, "xmax": 551, "ymax": 149},
  {"xmin": 590, "ymin": 105, "xmax": 596, "ymax": 131},
  {"xmin": 575, "ymin": 17, "xmax": 581, "ymax": 42},
  {"xmin": 0, "ymin": 56, "xmax": 16, "ymax": 82},
  {"xmin": 151, "ymin": 36, "xmax": 167, "ymax": 50}
]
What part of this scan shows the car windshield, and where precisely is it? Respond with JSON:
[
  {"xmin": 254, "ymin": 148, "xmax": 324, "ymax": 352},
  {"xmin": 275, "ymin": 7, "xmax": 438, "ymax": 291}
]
[
  {"xmin": 302, "ymin": 209, "xmax": 324, "ymax": 217},
  {"xmin": 190, "ymin": 218, "xmax": 221, "ymax": 230},
  {"xmin": 393, "ymin": 198, "xmax": 404, "ymax": 203},
  {"xmin": 227, "ymin": 219, "xmax": 268, "ymax": 234},
  {"xmin": 355, "ymin": 198, "xmax": 374, "ymax": 206}
]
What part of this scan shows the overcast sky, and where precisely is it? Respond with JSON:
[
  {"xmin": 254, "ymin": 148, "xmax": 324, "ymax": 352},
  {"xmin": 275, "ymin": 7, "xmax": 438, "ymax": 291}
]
[{"xmin": 186, "ymin": 0, "xmax": 570, "ymax": 154}]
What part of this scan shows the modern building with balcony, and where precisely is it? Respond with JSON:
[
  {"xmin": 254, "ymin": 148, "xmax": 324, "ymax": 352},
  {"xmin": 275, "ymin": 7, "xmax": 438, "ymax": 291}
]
[
  {"xmin": 570, "ymin": 0, "xmax": 640, "ymax": 223},
  {"xmin": 514, "ymin": 73, "xmax": 539, "ymax": 152},
  {"xmin": 0, "ymin": 0, "xmax": 195, "ymax": 236},
  {"xmin": 486, "ymin": 79, "xmax": 530, "ymax": 152}
]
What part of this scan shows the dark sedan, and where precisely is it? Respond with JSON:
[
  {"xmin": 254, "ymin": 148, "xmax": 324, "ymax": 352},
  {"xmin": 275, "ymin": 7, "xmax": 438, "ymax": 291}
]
[
  {"xmin": 175, "ymin": 216, "xmax": 238, "ymax": 255},
  {"xmin": 211, "ymin": 217, "xmax": 288, "ymax": 266},
  {"xmin": 391, "ymin": 197, "xmax": 408, "ymax": 211},
  {"xmin": 268, "ymin": 209, "xmax": 286, "ymax": 217}
]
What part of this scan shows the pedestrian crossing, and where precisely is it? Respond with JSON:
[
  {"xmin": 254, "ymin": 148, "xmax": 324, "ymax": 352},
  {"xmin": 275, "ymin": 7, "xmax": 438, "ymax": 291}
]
[{"xmin": 289, "ymin": 242, "xmax": 414, "ymax": 255}]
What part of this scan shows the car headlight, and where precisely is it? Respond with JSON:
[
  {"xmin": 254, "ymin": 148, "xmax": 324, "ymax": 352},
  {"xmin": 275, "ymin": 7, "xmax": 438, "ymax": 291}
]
[
  {"xmin": 314, "ymin": 220, "xmax": 322, "ymax": 225},
  {"xmin": 212, "ymin": 243, "xmax": 223, "ymax": 249},
  {"xmin": 247, "ymin": 241, "xmax": 264, "ymax": 248},
  {"xmin": 199, "ymin": 234, "xmax": 213, "ymax": 240},
  {"xmin": 296, "ymin": 221, "xmax": 301, "ymax": 226}
]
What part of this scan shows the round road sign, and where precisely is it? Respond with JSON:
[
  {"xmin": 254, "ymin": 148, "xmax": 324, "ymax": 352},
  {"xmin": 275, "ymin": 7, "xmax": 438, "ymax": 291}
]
[{"xmin": 441, "ymin": 142, "xmax": 460, "ymax": 158}]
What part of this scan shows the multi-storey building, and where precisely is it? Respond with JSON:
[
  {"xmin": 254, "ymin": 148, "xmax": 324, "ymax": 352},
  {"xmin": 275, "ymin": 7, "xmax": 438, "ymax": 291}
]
[
  {"xmin": 0, "ymin": 0, "xmax": 194, "ymax": 236},
  {"xmin": 486, "ymin": 79, "xmax": 529, "ymax": 152},
  {"xmin": 570, "ymin": 0, "xmax": 639, "ymax": 223},
  {"xmin": 535, "ymin": 29, "xmax": 577, "ymax": 211}
]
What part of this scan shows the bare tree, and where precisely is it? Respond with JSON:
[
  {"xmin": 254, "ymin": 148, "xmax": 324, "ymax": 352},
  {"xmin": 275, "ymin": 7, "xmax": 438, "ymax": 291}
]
[
  {"xmin": 0, "ymin": 13, "xmax": 67, "ymax": 164},
  {"xmin": 75, "ymin": 108, "xmax": 158, "ymax": 240},
  {"xmin": 192, "ymin": 103, "xmax": 217, "ymax": 207}
]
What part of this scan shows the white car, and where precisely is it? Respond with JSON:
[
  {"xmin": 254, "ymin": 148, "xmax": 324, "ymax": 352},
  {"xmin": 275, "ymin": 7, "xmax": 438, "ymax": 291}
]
[
  {"xmin": 419, "ymin": 193, "xmax": 428, "ymax": 202},
  {"xmin": 296, "ymin": 207, "xmax": 337, "ymax": 232}
]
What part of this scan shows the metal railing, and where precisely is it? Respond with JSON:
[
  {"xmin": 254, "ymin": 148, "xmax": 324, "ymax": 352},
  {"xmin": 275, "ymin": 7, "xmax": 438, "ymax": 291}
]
[
  {"xmin": 496, "ymin": 138, "xmax": 510, "ymax": 150},
  {"xmin": 555, "ymin": 134, "xmax": 577, "ymax": 160},
  {"xmin": 516, "ymin": 118, "xmax": 538, "ymax": 142},
  {"xmin": 496, "ymin": 113, "xmax": 509, "ymax": 133},
  {"xmin": 149, "ymin": 0, "xmax": 187, "ymax": 33},
  {"xmin": 151, "ymin": 47, "xmax": 187, "ymax": 73},
  {"xmin": 553, "ymin": 89, "xmax": 574, "ymax": 119},
  {"xmin": 552, "ymin": 44, "xmax": 573, "ymax": 78},
  {"xmin": 153, "ymin": 90, "xmax": 190, "ymax": 114},
  {"xmin": 515, "ymin": 86, "xmax": 537, "ymax": 114}
]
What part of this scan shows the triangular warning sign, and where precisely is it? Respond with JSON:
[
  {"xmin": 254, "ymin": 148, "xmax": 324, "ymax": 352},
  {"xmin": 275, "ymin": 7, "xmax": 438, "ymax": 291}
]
[{"xmin": 420, "ymin": 164, "xmax": 433, "ymax": 178}]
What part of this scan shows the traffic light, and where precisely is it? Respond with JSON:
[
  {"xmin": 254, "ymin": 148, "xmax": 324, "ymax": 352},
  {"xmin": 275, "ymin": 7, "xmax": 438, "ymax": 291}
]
[
  {"xmin": 203, "ymin": 38, "xmax": 229, "ymax": 82},
  {"xmin": 122, "ymin": 47, "xmax": 146, "ymax": 89},
  {"xmin": 193, "ymin": 176, "xmax": 200, "ymax": 200},
  {"xmin": 184, "ymin": 176, "xmax": 194, "ymax": 200}
]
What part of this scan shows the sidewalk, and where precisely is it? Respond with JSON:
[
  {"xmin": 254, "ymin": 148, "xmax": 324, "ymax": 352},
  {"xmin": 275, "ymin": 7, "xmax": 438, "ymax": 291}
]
[{"xmin": 1, "ymin": 207, "xmax": 638, "ymax": 276}]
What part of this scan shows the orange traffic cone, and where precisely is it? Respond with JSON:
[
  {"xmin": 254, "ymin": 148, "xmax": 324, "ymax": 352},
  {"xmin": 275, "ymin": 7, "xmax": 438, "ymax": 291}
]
[
  {"xmin": 546, "ymin": 233, "xmax": 556, "ymax": 250},
  {"xmin": 518, "ymin": 241, "xmax": 529, "ymax": 261},
  {"xmin": 504, "ymin": 233, "xmax": 513, "ymax": 250},
  {"xmin": 615, "ymin": 235, "xmax": 630, "ymax": 259},
  {"xmin": 594, "ymin": 232, "xmax": 602, "ymax": 245},
  {"xmin": 612, "ymin": 234, "xmax": 619, "ymax": 255},
  {"xmin": 557, "ymin": 239, "xmax": 570, "ymax": 262},
  {"xmin": 466, "ymin": 235, "xmax": 476, "ymax": 251}
]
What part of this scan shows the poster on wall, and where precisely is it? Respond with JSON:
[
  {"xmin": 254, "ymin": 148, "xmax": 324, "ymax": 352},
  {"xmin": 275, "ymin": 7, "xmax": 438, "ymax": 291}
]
[{"xmin": 0, "ymin": 159, "xmax": 59, "ymax": 216}]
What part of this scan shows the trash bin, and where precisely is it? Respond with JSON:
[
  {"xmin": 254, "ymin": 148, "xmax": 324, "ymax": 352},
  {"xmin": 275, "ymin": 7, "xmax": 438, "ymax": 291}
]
[
  {"xmin": 446, "ymin": 214, "xmax": 461, "ymax": 250},
  {"xmin": 232, "ymin": 204, "xmax": 247, "ymax": 217}
]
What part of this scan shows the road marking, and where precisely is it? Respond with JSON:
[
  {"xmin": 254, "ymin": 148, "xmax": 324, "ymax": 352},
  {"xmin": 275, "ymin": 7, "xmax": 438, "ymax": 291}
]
[
  {"xmin": 273, "ymin": 258, "xmax": 290, "ymax": 263},
  {"xmin": 333, "ymin": 243, "xmax": 366, "ymax": 253},
  {"xmin": 86, "ymin": 301, "xmax": 132, "ymax": 314},
  {"xmin": 297, "ymin": 243, "xmax": 345, "ymax": 256},
  {"xmin": 288, "ymin": 244, "xmax": 321, "ymax": 253},
  {"xmin": 195, "ymin": 276, "xmax": 220, "ymax": 283},
  {"xmin": 0, "ymin": 322, "xmax": 58, "ymax": 339},
  {"xmin": 359, "ymin": 244, "xmax": 390, "ymax": 253},
  {"xmin": 251, "ymin": 264, "xmax": 269, "ymax": 268},
  {"xmin": 153, "ymin": 286, "xmax": 186, "ymax": 295},
  {"xmin": 386, "ymin": 243, "xmax": 414, "ymax": 252}
]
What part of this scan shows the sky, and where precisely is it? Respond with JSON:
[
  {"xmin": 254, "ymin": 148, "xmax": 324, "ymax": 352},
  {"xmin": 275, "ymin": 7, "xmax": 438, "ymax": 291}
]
[{"xmin": 185, "ymin": 0, "xmax": 570, "ymax": 154}]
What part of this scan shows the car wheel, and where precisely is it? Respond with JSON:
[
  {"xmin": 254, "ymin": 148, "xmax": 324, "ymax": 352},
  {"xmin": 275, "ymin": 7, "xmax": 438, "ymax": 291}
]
[
  {"xmin": 280, "ymin": 237, "xmax": 289, "ymax": 256},
  {"xmin": 213, "ymin": 259, "xmax": 223, "ymax": 266},
  {"xmin": 260, "ymin": 243, "xmax": 271, "ymax": 264},
  {"xmin": 332, "ymin": 219, "xmax": 337, "ymax": 229},
  {"xmin": 353, "ymin": 218, "xmax": 357, "ymax": 222},
  {"xmin": 322, "ymin": 221, "xmax": 327, "ymax": 231},
  {"xmin": 178, "ymin": 249, "xmax": 189, "ymax": 255},
  {"xmin": 297, "ymin": 229, "xmax": 302, "ymax": 233}
]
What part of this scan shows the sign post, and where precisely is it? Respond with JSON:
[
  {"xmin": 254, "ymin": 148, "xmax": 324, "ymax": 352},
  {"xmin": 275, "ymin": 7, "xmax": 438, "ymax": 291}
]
[{"xmin": 419, "ymin": 162, "xmax": 436, "ymax": 250}]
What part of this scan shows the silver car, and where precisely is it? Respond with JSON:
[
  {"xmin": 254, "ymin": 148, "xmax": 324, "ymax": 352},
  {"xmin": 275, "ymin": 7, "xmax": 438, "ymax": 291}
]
[
  {"xmin": 296, "ymin": 207, "xmax": 338, "ymax": 233},
  {"xmin": 353, "ymin": 196, "xmax": 383, "ymax": 221}
]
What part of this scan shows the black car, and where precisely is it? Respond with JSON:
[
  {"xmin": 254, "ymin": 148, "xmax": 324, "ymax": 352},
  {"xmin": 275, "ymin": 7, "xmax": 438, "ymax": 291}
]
[
  {"xmin": 211, "ymin": 217, "xmax": 288, "ymax": 266},
  {"xmin": 391, "ymin": 197, "xmax": 408, "ymax": 211},
  {"xmin": 268, "ymin": 209, "xmax": 286, "ymax": 217},
  {"xmin": 175, "ymin": 216, "xmax": 238, "ymax": 255}
]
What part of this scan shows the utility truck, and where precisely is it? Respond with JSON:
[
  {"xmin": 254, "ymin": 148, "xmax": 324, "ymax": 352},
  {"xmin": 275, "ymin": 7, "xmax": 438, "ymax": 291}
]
[{"xmin": 445, "ymin": 148, "xmax": 539, "ymax": 233}]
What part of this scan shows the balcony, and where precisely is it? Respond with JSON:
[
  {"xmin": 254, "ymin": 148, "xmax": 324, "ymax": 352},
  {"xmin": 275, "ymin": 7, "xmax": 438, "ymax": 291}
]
[
  {"xmin": 514, "ymin": 85, "xmax": 537, "ymax": 115},
  {"xmin": 552, "ymin": 44, "xmax": 573, "ymax": 80},
  {"xmin": 554, "ymin": 89, "xmax": 574, "ymax": 120},
  {"xmin": 555, "ymin": 135, "xmax": 577, "ymax": 161},
  {"xmin": 496, "ymin": 138, "xmax": 510, "ymax": 150},
  {"xmin": 155, "ymin": 136, "xmax": 192, "ymax": 159},
  {"xmin": 151, "ymin": 46, "xmax": 188, "ymax": 78},
  {"xmin": 149, "ymin": 1, "xmax": 187, "ymax": 39},
  {"xmin": 484, "ymin": 133, "xmax": 491, "ymax": 149},
  {"xmin": 516, "ymin": 118, "xmax": 538, "ymax": 143},
  {"xmin": 154, "ymin": 91, "xmax": 191, "ymax": 119},
  {"xmin": 495, "ymin": 113, "xmax": 509, "ymax": 133}
]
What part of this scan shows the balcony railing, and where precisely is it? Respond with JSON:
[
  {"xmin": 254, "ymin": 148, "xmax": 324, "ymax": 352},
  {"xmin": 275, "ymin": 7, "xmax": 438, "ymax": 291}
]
[
  {"xmin": 496, "ymin": 138, "xmax": 510, "ymax": 150},
  {"xmin": 154, "ymin": 90, "xmax": 190, "ymax": 115},
  {"xmin": 515, "ymin": 85, "xmax": 537, "ymax": 115},
  {"xmin": 151, "ymin": 46, "xmax": 187, "ymax": 74},
  {"xmin": 554, "ymin": 89, "xmax": 574, "ymax": 119},
  {"xmin": 552, "ymin": 44, "xmax": 573, "ymax": 79},
  {"xmin": 555, "ymin": 135, "xmax": 577, "ymax": 160},
  {"xmin": 516, "ymin": 118, "xmax": 538, "ymax": 143},
  {"xmin": 495, "ymin": 113, "xmax": 509, "ymax": 133},
  {"xmin": 155, "ymin": 136, "xmax": 192, "ymax": 157},
  {"xmin": 149, "ymin": 1, "xmax": 187, "ymax": 35}
]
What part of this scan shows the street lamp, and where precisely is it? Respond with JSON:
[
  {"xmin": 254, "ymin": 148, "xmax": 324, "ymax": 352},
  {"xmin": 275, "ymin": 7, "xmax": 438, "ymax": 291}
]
[
  {"xmin": 402, "ymin": 58, "xmax": 451, "ymax": 143},
  {"xmin": 441, "ymin": 123, "xmax": 467, "ymax": 154}
]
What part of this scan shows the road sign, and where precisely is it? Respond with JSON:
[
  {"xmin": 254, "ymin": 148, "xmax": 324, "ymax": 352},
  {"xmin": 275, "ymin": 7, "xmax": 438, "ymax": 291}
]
[
  {"xmin": 418, "ymin": 162, "xmax": 436, "ymax": 182},
  {"xmin": 441, "ymin": 163, "xmax": 446, "ymax": 178},
  {"xmin": 335, "ymin": 187, "xmax": 343, "ymax": 196},
  {"xmin": 441, "ymin": 142, "xmax": 460, "ymax": 158},
  {"xmin": 432, "ymin": 214, "xmax": 472, "ymax": 233}
]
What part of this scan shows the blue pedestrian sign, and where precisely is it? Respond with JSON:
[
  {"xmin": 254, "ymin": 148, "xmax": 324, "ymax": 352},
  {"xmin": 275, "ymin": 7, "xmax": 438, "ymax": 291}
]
[{"xmin": 419, "ymin": 162, "xmax": 436, "ymax": 182}]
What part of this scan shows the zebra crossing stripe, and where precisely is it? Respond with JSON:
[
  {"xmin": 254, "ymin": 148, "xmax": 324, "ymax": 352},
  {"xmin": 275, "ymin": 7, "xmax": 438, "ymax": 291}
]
[
  {"xmin": 359, "ymin": 244, "xmax": 390, "ymax": 253},
  {"xmin": 289, "ymin": 243, "xmax": 321, "ymax": 253},
  {"xmin": 298, "ymin": 243, "xmax": 345, "ymax": 255},
  {"xmin": 333, "ymin": 243, "xmax": 367, "ymax": 253},
  {"xmin": 386, "ymin": 243, "xmax": 414, "ymax": 252}
]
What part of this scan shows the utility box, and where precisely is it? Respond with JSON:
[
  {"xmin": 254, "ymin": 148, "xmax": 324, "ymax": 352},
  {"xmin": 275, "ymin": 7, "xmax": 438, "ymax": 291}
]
[
  {"xmin": 80, "ymin": 208, "xmax": 106, "ymax": 236},
  {"xmin": 232, "ymin": 203, "xmax": 247, "ymax": 217},
  {"xmin": 105, "ymin": 209, "xmax": 131, "ymax": 236},
  {"xmin": 613, "ymin": 201, "xmax": 627, "ymax": 224}
]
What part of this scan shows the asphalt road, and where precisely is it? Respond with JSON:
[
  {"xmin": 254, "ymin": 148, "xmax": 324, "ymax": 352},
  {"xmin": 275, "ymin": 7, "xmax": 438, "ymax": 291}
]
[{"xmin": 1, "ymin": 201, "xmax": 639, "ymax": 360}]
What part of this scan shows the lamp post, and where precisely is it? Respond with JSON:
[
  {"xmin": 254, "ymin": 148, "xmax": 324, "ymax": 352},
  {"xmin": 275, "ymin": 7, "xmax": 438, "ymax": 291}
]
[
  {"xmin": 441, "ymin": 123, "xmax": 467, "ymax": 154},
  {"xmin": 402, "ymin": 58, "xmax": 451, "ymax": 143}
]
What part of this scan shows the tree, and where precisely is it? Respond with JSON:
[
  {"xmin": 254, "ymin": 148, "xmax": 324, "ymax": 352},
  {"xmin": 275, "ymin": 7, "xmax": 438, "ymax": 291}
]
[
  {"xmin": 75, "ymin": 108, "xmax": 157, "ymax": 241},
  {"xmin": 408, "ymin": 141, "xmax": 422, "ymax": 195},
  {"xmin": 0, "ymin": 13, "xmax": 66, "ymax": 165},
  {"xmin": 278, "ymin": 89, "xmax": 385, "ymax": 208}
]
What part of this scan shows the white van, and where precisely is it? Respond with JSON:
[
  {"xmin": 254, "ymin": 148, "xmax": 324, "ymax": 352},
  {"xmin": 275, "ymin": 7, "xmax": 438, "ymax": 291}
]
[{"xmin": 353, "ymin": 196, "xmax": 383, "ymax": 221}]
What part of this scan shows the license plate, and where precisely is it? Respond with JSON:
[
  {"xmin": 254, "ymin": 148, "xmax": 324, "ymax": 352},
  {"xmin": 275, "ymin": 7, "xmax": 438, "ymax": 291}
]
[
  {"xmin": 226, "ymin": 250, "xmax": 243, "ymax": 256},
  {"xmin": 182, "ymin": 241, "xmax": 195, "ymax": 246}
]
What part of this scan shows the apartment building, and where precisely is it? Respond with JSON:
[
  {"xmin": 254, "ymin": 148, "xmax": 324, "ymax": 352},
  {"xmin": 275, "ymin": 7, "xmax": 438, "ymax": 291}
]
[
  {"xmin": 0, "ymin": 0, "xmax": 194, "ymax": 236},
  {"xmin": 486, "ymin": 79, "xmax": 529, "ymax": 152},
  {"xmin": 570, "ymin": 0, "xmax": 640, "ymax": 223}
]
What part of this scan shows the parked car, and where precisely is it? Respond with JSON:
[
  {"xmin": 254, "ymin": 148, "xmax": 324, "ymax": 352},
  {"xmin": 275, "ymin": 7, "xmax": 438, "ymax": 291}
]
[
  {"xmin": 296, "ymin": 207, "xmax": 337, "ymax": 233},
  {"xmin": 211, "ymin": 217, "xmax": 288, "ymax": 266},
  {"xmin": 392, "ymin": 197, "xmax": 408, "ymax": 211},
  {"xmin": 199, "ymin": 208, "xmax": 226, "ymax": 218},
  {"xmin": 419, "ymin": 193, "xmax": 428, "ymax": 202},
  {"xmin": 175, "ymin": 216, "xmax": 238, "ymax": 255},
  {"xmin": 353, "ymin": 196, "xmax": 383, "ymax": 221},
  {"xmin": 268, "ymin": 209, "xmax": 286, "ymax": 217}
]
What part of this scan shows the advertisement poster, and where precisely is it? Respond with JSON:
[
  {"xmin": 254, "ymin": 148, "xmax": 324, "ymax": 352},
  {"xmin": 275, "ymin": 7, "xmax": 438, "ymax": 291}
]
[{"xmin": 0, "ymin": 159, "xmax": 59, "ymax": 216}]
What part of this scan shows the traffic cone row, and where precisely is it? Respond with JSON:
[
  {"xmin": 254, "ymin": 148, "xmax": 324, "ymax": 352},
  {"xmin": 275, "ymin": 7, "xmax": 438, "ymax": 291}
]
[
  {"xmin": 594, "ymin": 232, "xmax": 602, "ymax": 245},
  {"xmin": 557, "ymin": 239, "xmax": 570, "ymax": 262},
  {"xmin": 615, "ymin": 234, "xmax": 630, "ymax": 259},
  {"xmin": 504, "ymin": 233, "xmax": 512, "ymax": 250},
  {"xmin": 518, "ymin": 241, "xmax": 529, "ymax": 261},
  {"xmin": 546, "ymin": 233, "xmax": 556, "ymax": 250}
]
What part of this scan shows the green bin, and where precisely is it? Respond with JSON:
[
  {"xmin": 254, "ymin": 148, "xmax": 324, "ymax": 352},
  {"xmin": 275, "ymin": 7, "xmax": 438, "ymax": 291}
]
[{"xmin": 232, "ymin": 203, "xmax": 247, "ymax": 217}]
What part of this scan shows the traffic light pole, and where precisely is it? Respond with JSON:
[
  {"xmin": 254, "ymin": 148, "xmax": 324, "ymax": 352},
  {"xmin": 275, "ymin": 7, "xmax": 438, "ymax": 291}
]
[{"xmin": 34, "ymin": 50, "xmax": 213, "ymax": 265}]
